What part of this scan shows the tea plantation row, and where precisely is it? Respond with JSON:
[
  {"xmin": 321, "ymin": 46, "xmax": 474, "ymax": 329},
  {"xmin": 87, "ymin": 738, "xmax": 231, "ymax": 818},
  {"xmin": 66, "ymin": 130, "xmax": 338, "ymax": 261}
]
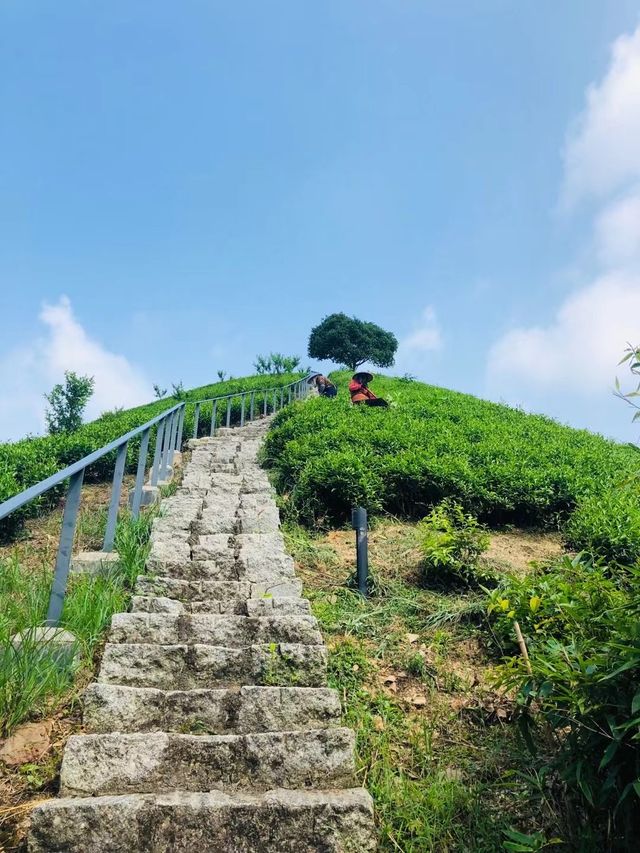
[
  {"xmin": 263, "ymin": 372, "xmax": 638, "ymax": 534},
  {"xmin": 0, "ymin": 373, "xmax": 300, "ymax": 536}
]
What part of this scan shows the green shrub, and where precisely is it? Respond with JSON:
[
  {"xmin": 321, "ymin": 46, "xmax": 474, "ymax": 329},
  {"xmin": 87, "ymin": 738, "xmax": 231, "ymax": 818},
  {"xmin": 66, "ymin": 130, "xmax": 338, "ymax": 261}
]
[
  {"xmin": 564, "ymin": 485, "xmax": 640, "ymax": 567},
  {"xmin": 488, "ymin": 555, "xmax": 640, "ymax": 842},
  {"xmin": 419, "ymin": 499, "xmax": 492, "ymax": 586}
]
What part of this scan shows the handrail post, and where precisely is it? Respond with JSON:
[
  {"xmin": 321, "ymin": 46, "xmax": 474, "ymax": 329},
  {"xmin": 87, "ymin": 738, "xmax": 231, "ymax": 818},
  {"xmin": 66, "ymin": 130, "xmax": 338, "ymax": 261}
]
[
  {"xmin": 103, "ymin": 440, "xmax": 129, "ymax": 552},
  {"xmin": 159, "ymin": 414, "xmax": 173, "ymax": 481},
  {"xmin": 176, "ymin": 405, "xmax": 185, "ymax": 450},
  {"xmin": 250, "ymin": 391, "xmax": 255, "ymax": 421},
  {"xmin": 150, "ymin": 419, "xmax": 166, "ymax": 487},
  {"xmin": 166, "ymin": 411, "xmax": 178, "ymax": 470},
  {"xmin": 263, "ymin": 392, "xmax": 268, "ymax": 417},
  {"xmin": 240, "ymin": 394, "xmax": 245, "ymax": 427},
  {"xmin": 351, "ymin": 507, "xmax": 369, "ymax": 598},
  {"xmin": 131, "ymin": 428, "xmax": 151, "ymax": 519},
  {"xmin": 45, "ymin": 469, "xmax": 85, "ymax": 626},
  {"xmin": 226, "ymin": 398, "xmax": 231, "ymax": 428},
  {"xmin": 193, "ymin": 403, "xmax": 201, "ymax": 439},
  {"xmin": 211, "ymin": 399, "xmax": 218, "ymax": 436},
  {"xmin": 288, "ymin": 386, "xmax": 292, "ymax": 405},
  {"xmin": 280, "ymin": 388, "xmax": 284, "ymax": 408}
]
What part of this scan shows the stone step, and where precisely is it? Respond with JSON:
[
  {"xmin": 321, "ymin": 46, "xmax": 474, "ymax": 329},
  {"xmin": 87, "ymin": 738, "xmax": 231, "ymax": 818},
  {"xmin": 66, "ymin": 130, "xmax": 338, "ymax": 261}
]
[
  {"xmin": 28, "ymin": 788, "xmax": 376, "ymax": 852},
  {"xmin": 98, "ymin": 642, "xmax": 328, "ymax": 689},
  {"xmin": 108, "ymin": 613, "xmax": 322, "ymax": 647},
  {"xmin": 83, "ymin": 684, "xmax": 341, "ymax": 734},
  {"xmin": 59, "ymin": 728, "xmax": 357, "ymax": 796},
  {"xmin": 130, "ymin": 595, "xmax": 311, "ymax": 616},
  {"xmin": 135, "ymin": 576, "xmax": 303, "ymax": 602},
  {"xmin": 130, "ymin": 596, "xmax": 246, "ymax": 615}
]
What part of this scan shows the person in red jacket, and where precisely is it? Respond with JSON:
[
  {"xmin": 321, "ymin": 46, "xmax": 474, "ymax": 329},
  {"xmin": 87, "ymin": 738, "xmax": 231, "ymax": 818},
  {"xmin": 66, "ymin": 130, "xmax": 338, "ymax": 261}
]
[{"xmin": 348, "ymin": 372, "xmax": 389, "ymax": 407}]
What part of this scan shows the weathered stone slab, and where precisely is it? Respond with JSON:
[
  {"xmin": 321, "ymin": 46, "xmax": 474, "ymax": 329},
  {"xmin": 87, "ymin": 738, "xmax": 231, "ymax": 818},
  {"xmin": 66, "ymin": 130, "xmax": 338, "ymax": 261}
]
[
  {"xmin": 246, "ymin": 598, "xmax": 310, "ymax": 615},
  {"xmin": 191, "ymin": 534, "xmax": 235, "ymax": 566},
  {"xmin": 83, "ymin": 685, "xmax": 341, "ymax": 734},
  {"xmin": 108, "ymin": 613, "xmax": 322, "ymax": 647},
  {"xmin": 28, "ymin": 788, "xmax": 376, "ymax": 853},
  {"xmin": 135, "ymin": 577, "xmax": 253, "ymax": 602},
  {"xmin": 130, "ymin": 596, "xmax": 246, "ymax": 615},
  {"xmin": 60, "ymin": 728, "xmax": 356, "ymax": 796},
  {"xmin": 71, "ymin": 551, "xmax": 120, "ymax": 576},
  {"xmin": 98, "ymin": 642, "xmax": 328, "ymax": 689}
]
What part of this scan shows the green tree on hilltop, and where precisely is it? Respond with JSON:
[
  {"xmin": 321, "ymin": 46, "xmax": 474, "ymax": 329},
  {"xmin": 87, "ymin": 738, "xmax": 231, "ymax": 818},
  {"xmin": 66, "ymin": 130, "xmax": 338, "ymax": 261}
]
[{"xmin": 307, "ymin": 313, "xmax": 398, "ymax": 372}]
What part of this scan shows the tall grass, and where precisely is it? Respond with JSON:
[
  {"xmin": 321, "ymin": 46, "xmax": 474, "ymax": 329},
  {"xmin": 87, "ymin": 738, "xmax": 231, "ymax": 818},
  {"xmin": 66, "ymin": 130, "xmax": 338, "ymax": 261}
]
[{"xmin": 0, "ymin": 509, "xmax": 155, "ymax": 737}]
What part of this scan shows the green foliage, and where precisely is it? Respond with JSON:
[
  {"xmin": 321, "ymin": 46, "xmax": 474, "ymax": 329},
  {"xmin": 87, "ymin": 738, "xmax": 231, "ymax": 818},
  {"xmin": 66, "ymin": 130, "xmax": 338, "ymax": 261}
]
[
  {"xmin": 171, "ymin": 380, "xmax": 186, "ymax": 400},
  {"xmin": 488, "ymin": 554, "xmax": 640, "ymax": 844},
  {"xmin": 419, "ymin": 499, "xmax": 492, "ymax": 587},
  {"xmin": 307, "ymin": 313, "xmax": 398, "ymax": 371},
  {"xmin": 254, "ymin": 353, "xmax": 301, "ymax": 375},
  {"xmin": 264, "ymin": 372, "xmax": 637, "ymax": 529},
  {"xmin": 44, "ymin": 371, "xmax": 95, "ymax": 435},
  {"xmin": 615, "ymin": 343, "xmax": 640, "ymax": 422},
  {"xmin": 564, "ymin": 485, "xmax": 640, "ymax": 567}
]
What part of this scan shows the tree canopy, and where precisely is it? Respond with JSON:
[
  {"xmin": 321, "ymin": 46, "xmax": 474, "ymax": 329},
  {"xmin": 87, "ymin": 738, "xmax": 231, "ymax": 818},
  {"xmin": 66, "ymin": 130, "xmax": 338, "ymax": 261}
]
[
  {"xmin": 44, "ymin": 371, "xmax": 95, "ymax": 434},
  {"xmin": 307, "ymin": 313, "xmax": 398, "ymax": 372}
]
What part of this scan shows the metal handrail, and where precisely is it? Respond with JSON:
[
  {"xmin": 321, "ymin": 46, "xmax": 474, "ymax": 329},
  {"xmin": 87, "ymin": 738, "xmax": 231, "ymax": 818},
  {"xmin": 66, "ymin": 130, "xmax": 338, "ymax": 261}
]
[
  {"xmin": 0, "ymin": 374, "xmax": 312, "ymax": 627},
  {"xmin": 187, "ymin": 375, "xmax": 311, "ymax": 439},
  {"xmin": 0, "ymin": 402, "xmax": 185, "ymax": 625}
]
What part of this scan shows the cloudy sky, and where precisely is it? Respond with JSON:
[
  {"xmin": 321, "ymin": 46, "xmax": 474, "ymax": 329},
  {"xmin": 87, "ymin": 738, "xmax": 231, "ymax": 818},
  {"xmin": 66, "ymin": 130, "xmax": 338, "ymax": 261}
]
[{"xmin": 1, "ymin": 2, "xmax": 640, "ymax": 441}]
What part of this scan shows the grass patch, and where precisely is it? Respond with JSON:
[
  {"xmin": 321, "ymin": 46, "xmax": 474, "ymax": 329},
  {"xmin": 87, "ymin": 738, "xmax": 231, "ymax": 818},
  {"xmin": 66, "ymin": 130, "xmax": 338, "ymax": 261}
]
[
  {"xmin": 0, "ymin": 508, "xmax": 155, "ymax": 738},
  {"xmin": 286, "ymin": 520, "xmax": 583, "ymax": 851}
]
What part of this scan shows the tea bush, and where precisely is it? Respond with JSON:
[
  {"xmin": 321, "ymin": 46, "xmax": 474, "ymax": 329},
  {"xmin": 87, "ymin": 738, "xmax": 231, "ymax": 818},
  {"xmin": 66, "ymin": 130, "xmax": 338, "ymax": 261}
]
[
  {"xmin": 264, "ymin": 371, "xmax": 637, "ymax": 528},
  {"xmin": 487, "ymin": 555, "xmax": 640, "ymax": 843},
  {"xmin": 419, "ymin": 499, "xmax": 493, "ymax": 587},
  {"xmin": 564, "ymin": 485, "xmax": 640, "ymax": 567}
]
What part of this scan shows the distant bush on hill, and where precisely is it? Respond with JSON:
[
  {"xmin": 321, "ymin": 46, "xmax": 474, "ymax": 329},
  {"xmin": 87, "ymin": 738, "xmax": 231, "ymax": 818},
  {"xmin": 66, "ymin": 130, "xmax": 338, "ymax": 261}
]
[{"xmin": 263, "ymin": 372, "xmax": 638, "ymax": 529}]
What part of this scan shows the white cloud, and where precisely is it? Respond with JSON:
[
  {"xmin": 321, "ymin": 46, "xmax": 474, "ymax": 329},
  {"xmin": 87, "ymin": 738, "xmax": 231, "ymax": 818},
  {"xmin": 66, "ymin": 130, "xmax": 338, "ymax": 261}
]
[
  {"xmin": 487, "ymin": 273, "xmax": 640, "ymax": 395},
  {"xmin": 488, "ymin": 23, "xmax": 640, "ymax": 423},
  {"xmin": 0, "ymin": 296, "xmax": 153, "ymax": 441},
  {"xmin": 562, "ymin": 25, "xmax": 640, "ymax": 207},
  {"xmin": 399, "ymin": 306, "xmax": 442, "ymax": 354},
  {"xmin": 595, "ymin": 189, "xmax": 640, "ymax": 268},
  {"xmin": 393, "ymin": 305, "xmax": 442, "ymax": 377}
]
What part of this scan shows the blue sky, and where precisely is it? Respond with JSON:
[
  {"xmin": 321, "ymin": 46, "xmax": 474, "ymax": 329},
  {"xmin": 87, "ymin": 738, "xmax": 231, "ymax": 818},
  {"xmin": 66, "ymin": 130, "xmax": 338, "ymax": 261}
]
[{"xmin": 2, "ymin": 1, "xmax": 640, "ymax": 441}]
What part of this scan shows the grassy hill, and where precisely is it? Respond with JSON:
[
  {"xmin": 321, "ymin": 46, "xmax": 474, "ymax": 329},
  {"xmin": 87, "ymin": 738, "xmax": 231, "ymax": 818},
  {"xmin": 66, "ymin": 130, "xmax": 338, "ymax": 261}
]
[{"xmin": 264, "ymin": 371, "xmax": 639, "ymax": 554}]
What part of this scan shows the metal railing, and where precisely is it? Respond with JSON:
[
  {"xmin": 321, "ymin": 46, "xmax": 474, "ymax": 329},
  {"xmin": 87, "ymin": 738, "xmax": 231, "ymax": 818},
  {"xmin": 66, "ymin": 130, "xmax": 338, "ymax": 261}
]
[
  {"xmin": 0, "ymin": 374, "xmax": 312, "ymax": 627},
  {"xmin": 188, "ymin": 376, "xmax": 310, "ymax": 438},
  {"xmin": 0, "ymin": 403, "xmax": 185, "ymax": 625}
]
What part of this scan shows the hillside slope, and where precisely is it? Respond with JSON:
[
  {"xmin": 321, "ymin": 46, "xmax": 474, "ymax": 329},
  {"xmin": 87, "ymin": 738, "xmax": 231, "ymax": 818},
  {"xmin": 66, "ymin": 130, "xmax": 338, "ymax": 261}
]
[{"xmin": 264, "ymin": 371, "xmax": 638, "ymax": 530}]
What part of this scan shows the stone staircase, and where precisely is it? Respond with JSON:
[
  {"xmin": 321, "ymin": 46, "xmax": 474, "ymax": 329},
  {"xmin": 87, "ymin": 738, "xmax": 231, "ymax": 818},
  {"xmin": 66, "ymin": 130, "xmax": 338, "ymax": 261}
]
[{"xmin": 28, "ymin": 420, "xmax": 375, "ymax": 852}]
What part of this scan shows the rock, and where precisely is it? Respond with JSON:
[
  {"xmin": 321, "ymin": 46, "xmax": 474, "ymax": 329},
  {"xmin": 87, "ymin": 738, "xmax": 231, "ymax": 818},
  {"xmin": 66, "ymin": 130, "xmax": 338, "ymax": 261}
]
[
  {"xmin": 0, "ymin": 721, "xmax": 52, "ymax": 766},
  {"xmin": 71, "ymin": 551, "xmax": 120, "ymax": 576}
]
